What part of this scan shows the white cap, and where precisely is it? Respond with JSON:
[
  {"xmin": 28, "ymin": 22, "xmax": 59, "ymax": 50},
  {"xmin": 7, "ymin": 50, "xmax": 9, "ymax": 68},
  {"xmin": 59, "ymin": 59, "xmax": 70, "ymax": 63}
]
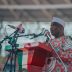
[{"xmin": 52, "ymin": 17, "xmax": 65, "ymax": 27}]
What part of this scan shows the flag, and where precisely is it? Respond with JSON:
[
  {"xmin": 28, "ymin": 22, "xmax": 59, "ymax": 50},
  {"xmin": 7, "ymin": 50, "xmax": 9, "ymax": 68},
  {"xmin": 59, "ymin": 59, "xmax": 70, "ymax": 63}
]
[{"xmin": 17, "ymin": 42, "xmax": 51, "ymax": 72}]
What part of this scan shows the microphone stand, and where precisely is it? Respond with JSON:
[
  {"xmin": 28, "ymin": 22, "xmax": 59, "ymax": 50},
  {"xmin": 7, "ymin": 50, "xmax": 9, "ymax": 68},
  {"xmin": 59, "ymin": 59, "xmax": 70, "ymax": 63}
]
[
  {"xmin": 18, "ymin": 33, "xmax": 44, "ymax": 39},
  {"xmin": 0, "ymin": 28, "xmax": 20, "ymax": 72},
  {"xmin": 1, "ymin": 29, "xmax": 40, "ymax": 72}
]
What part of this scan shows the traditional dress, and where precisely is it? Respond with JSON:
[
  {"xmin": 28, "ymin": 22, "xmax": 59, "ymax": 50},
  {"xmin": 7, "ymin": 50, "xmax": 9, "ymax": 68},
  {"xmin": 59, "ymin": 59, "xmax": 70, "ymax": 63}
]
[{"xmin": 46, "ymin": 36, "xmax": 72, "ymax": 72}]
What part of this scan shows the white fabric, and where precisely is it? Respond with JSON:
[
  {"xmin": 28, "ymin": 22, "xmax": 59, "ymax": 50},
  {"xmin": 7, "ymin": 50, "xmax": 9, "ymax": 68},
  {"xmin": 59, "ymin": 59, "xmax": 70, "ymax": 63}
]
[{"xmin": 52, "ymin": 17, "xmax": 65, "ymax": 27}]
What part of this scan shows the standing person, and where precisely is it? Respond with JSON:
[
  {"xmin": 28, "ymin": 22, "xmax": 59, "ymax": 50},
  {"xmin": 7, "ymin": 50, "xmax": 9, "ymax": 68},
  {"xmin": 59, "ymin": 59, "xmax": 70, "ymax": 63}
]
[{"xmin": 45, "ymin": 17, "xmax": 72, "ymax": 72}]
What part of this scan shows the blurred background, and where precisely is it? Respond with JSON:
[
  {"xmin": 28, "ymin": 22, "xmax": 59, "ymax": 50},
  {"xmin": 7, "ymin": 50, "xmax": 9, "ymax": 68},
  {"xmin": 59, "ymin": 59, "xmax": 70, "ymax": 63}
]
[{"xmin": 0, "ymin": 0, "xmax": 72, "ymax": 71}]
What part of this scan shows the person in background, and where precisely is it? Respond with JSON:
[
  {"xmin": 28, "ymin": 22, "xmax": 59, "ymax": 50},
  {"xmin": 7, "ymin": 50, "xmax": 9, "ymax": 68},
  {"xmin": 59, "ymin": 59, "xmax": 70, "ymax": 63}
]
[{"xmin": 45, "ymin": 17, "xmax": 72, "ymax": 72}]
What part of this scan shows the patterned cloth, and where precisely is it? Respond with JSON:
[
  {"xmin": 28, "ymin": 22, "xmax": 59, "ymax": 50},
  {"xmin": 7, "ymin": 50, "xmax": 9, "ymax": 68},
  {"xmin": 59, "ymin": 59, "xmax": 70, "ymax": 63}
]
[{"xmin": 46, "ymin": 36, "xmax": 72, "ymax": 72}]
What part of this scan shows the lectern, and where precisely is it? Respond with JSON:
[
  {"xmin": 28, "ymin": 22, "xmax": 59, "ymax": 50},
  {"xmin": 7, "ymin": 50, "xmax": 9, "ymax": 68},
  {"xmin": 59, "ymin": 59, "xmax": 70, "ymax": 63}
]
[{"xmin": 18, "ymin": 42, "xmax": 52, "ymax": 72}]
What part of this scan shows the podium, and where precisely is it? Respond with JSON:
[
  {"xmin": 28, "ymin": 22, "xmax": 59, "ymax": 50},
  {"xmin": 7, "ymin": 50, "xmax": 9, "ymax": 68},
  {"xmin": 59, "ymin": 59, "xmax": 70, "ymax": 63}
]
[
  {"xmin": 18, "ymin": 42, "xmax": 52, "ymax": 72},
  {"xmin": 5, "ymin": 42, "xmax": 72, "ymax": 71}
]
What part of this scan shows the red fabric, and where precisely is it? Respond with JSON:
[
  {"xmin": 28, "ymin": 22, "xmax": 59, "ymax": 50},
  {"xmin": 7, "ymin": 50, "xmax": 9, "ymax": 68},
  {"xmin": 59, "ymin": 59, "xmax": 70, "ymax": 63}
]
[
  {"xmin": 52, "ymin": 60, "xmax": 65, "ymax": 72},
  {"xmin": 27, "ymin": 46, "xmax": 47, "ymax": 67},
  {"xmin": 27, "ymin": 65, "xmax": 43, "ymax": 72},
  {"xmin": 19, "ymin": 42, "xmax": 52, "ymax": 67},
  {"xmin": 48, "ymin": 36, "xmax": 72, "ymax": 72}
]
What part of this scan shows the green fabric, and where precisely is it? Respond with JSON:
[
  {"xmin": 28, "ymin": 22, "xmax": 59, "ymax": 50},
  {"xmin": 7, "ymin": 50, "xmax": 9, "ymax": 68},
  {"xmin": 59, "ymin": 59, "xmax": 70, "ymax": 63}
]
[
  {"xmin": 5, "ymin": 45, "xmax": 12, "ymax": 50},
  {"xmin": 17, "ymin": 51, "xmax": 23, "ymax": 70}
]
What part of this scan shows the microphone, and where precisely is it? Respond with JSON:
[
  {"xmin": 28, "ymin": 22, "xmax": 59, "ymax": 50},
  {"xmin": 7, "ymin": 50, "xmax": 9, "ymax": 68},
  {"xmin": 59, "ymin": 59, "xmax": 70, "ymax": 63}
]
[
  {"xmin": 8, "ymin": 25, "xmax": 16, "ymax": 29},
  {"xmin": 42, "ymin": 28, "xmax": 52, "ymax": 42},
  {"xmin": 8, "ymin": 24, "xmax": 25, "ymax": 33},
  {"xmin": 42, "ymin": 28, "xmax": 50, "ymax": 37},
  {"xmin": 16, "ymin": 24, "xmax": 25, "ymax": 33}
]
